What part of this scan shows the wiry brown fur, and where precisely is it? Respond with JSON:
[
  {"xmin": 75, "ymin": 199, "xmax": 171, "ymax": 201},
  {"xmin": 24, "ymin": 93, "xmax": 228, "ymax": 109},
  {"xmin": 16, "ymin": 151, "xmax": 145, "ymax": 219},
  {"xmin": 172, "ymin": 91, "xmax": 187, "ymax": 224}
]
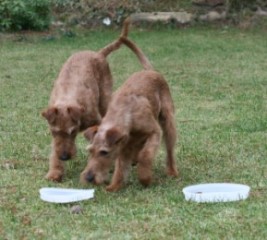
[
  {"xmin": 42, "ymin": 20, "xmax": 130, "ymax": 182},
  {"xmin": 81, "ymin": 29, "xmax": 178, "ymax": 192}
]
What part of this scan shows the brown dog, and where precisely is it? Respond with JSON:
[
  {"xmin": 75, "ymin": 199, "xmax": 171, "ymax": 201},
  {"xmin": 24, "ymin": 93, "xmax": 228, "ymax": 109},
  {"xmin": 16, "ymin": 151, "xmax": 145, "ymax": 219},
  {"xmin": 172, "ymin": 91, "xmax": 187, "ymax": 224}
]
[
  {"xmin": 42, "ymin": 21, "xmax": 131, "ymax": 182},
  {"xmin": 81, "ymin": 36, "xmax": 179, "ymax": 192}
]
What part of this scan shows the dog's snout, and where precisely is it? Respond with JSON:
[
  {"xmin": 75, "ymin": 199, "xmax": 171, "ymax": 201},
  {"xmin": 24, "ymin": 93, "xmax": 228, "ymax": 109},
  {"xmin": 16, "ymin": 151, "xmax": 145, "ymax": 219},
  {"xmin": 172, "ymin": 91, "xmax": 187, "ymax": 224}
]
[
  {"xmin": 60, "ymin": 152, "xmax": 71, "ymax": 161},
  {"xmin": 86, "ymin": 171, "xmax": 95, "ymax": 183}
]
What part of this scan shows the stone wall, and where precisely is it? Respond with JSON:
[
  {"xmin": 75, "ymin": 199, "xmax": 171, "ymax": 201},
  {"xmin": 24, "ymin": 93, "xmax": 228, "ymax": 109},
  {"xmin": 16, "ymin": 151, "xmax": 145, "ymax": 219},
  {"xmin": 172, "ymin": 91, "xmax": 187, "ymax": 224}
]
[{"xmin": 52, "ymin": 0, "xmax": 267, "ymax": 28}]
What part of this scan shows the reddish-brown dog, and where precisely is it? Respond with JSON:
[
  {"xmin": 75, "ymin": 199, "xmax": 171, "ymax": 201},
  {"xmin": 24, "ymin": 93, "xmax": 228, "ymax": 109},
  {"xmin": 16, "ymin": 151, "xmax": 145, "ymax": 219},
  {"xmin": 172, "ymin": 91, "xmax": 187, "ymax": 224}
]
[
  {"xmin": 42, "ymin": 21, "xmax": 131, "ymax": 182},
  {"xmin": 81, "ymin": 36, "xmax": 179, "ymax": 192}
]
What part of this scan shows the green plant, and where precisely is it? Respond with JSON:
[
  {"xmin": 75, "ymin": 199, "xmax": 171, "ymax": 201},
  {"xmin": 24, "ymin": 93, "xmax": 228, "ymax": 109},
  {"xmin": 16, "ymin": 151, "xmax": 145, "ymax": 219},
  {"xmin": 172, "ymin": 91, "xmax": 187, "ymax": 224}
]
[
  {"xmin": 227, "ymin": 0, "xmax": 257, "ymax": 12},
  {"xmin": 0, "ymin": 0, "xmax": 51, "ymax": 31}
]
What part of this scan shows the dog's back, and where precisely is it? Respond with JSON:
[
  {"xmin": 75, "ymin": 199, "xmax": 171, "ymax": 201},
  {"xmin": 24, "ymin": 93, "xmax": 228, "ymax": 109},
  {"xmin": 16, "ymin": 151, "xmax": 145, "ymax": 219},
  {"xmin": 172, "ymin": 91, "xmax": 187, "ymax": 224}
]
[
  {"xmin": 50, "ymin": 51, "xmax": 111, "ymax": 113},
  {"xmin": 114, "ymin": 70, "xmax": 171, "ymax": 114},
  {"xmin": 48, "ymin": 16, "xmax": 135, "ymax": 110}
]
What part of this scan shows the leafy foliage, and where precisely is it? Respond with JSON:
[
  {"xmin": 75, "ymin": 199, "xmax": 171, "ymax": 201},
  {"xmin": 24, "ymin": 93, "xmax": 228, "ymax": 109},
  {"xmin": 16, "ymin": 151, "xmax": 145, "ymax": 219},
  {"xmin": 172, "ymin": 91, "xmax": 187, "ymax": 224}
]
[
  {"xmin": 227, "ymin": 0, "xmax": 258, "ymax": 12},
  {"xmin": 0, "ymin": 0, "xmax": 51, "ymax": 31},
  {"xmin": 52, "ymin": 0, "xmax": 141, "ymax": 26}
]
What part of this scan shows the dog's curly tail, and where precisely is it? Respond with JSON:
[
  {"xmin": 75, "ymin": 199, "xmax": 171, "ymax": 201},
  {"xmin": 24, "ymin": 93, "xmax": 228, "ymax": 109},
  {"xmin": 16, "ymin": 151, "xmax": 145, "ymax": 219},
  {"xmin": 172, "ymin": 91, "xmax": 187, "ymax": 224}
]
[
  {"xmin": 99, "ymin": 16, "xmax": 153, "ymax": 71},
  {"xmin": 99, "ymin": 17, "xmax": 130, "ymax": 57},
  {"xmin": 120, "ymin": 16, "xmax": 153, "ymax": 70},
  {"xmin": 120, "ymin": 36, "xmax": 153, "ymax": 71}
]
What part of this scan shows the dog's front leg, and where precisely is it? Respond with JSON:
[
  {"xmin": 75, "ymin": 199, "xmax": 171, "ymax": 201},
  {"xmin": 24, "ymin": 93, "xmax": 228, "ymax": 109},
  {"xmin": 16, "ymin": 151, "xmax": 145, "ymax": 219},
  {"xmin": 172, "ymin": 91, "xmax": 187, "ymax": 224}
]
[
  {"xmin": 45, "ymin": 151, "xmax": 64, "ymax": 182},
  {"xmin": 137, "ymin": 127, "xmax": 161, "ymax": 187},
  {"xmin": 106, "ymin": 156, "xmax": 131, "ymax": 192}
]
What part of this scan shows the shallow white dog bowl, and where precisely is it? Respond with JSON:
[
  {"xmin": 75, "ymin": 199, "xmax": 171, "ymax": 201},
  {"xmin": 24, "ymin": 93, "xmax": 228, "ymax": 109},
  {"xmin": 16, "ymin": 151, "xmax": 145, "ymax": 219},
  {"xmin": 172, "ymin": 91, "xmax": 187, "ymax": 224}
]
[
  {"xmin": 40, "ymin": 188, "xmax": 95, "ymax": 203},
  {"xmin": 182, "ymin": 183, "xmax": 250, "ymax": 203}
]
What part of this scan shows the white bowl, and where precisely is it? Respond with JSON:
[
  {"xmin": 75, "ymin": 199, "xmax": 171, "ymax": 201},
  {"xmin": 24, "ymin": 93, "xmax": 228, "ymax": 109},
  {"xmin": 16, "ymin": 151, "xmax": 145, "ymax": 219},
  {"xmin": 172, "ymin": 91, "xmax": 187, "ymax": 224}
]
[
  {"xmin": 39, "ymin": 188, "xmax": 95, "ymax": 203},
  {"xmin": 182, "ymin": 183, "xmax": 250, "ymax": 203}
]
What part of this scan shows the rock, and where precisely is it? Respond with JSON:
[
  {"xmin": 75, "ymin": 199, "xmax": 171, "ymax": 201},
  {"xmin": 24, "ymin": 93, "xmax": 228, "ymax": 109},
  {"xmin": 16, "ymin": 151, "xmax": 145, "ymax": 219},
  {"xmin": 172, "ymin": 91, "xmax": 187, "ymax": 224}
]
[
  {"xmin": 256, "ymin": 7, "xmax": 267, "ymax": 16},
  {"xmin": 70, "ymin": 205, "xmax": 83, "ymax": 214},
  {"xmin": 131, "ymin": 12, "xmax": 193, "ymax": 24},
  {"xmin": 51, "ymin": 21, "xmax": 64, "ymax": 27},
  {"xmin": 199, "ymin": 11, "xmax": 226, "ymax": 21}
]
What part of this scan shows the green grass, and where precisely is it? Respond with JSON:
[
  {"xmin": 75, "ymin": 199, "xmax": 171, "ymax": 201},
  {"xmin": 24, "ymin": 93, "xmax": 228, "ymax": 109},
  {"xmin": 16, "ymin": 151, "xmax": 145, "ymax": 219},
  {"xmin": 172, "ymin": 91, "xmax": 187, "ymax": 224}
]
[{"xmin": 0, "ymin": 26, "xmax": 267, "ymax": 239}]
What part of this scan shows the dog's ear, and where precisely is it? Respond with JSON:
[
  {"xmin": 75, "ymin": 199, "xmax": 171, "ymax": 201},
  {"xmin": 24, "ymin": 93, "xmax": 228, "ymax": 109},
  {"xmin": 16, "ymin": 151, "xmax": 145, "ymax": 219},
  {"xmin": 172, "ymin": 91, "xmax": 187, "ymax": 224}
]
[
  {"xmin": 41, "ymin": 107, "xmax": 58, "ymax": 123},
  {"xmin": 106, "ymin": 127, "xmax": 128, "ymax": 146},
  {"xmin": 67, "ymin": 106, "xmax": 84, "ymax": 122},
  {"xmin": 84, "ymin": 125, "xmax": 98, "ymax": 142}
]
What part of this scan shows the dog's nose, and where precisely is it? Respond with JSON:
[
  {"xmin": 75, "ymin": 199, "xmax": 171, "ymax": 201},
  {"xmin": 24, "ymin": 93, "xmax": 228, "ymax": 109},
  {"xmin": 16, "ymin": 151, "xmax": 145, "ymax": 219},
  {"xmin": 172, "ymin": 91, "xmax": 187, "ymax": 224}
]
[
  {"xmin": 86, "ymin": 171, "xmax": 94, "ymax": 183},
  {"xmin": 60, "ymin": 152, "xmax": 71, "ymax": 161}
]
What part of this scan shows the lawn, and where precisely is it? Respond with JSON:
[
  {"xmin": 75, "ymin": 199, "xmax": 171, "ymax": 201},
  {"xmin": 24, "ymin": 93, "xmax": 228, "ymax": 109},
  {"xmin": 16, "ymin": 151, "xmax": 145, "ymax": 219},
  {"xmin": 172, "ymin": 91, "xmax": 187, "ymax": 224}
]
[{"xmin": 0, "ymin": 25, "xmax": 266, "ymax": 239}]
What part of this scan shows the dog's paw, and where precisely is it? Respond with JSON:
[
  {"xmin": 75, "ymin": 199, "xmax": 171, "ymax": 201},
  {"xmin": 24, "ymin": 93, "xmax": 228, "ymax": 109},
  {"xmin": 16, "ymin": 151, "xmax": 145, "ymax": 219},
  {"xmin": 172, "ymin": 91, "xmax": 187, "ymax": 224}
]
[
  {"xmin": 45, "ymin": 170, "xmax": 63, "ymax": 182},
  {"xmin": 139, "ymin": 177, "xmax": 152, "ymax": 187},
  {"xmin": 106, "ymin": 184, "xmax": 121, "ymax": 192},
  {"xmin": 166, "ymin": 168, "xmax": 179, "ymax": 177}
]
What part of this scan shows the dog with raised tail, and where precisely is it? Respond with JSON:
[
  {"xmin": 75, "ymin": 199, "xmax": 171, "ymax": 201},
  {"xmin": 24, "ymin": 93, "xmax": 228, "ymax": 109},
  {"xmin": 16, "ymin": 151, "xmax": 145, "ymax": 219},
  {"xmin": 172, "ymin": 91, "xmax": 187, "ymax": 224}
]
[
  {"xmin": 41, "ymin": 19, "xmax": 131, "ymax": 182},
  {"xmin": 81, "ymin": 31, "xmax": 179, "ymax": 192}
]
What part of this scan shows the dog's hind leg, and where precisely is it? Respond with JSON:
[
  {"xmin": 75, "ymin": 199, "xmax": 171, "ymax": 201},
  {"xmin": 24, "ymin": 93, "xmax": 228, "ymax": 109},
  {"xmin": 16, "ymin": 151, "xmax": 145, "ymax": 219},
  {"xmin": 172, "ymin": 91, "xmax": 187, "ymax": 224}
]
[
  {"xmin": 99, "ymin": 75, "xmax": 113, "ymax": 117},
  {"xmin": 159, "ymin": 89, "xmax": 179, "ymax": 177}
]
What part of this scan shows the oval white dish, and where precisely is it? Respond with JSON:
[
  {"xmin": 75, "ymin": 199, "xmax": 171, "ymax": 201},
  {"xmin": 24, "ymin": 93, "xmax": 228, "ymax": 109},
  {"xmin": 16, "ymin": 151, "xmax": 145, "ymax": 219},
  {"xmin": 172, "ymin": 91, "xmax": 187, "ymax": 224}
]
[
  {"xmin": 182, "ymin": 183, "xmax": 250, "ymax": 203},
  {"xmin": 39, "ymin": 188, "xmax": 95, "ymax": 203}
]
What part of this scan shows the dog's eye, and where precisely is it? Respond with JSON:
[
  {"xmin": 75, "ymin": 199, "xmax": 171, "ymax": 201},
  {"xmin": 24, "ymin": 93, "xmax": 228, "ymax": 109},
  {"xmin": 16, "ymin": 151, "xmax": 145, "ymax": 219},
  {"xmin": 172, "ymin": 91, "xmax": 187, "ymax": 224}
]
[
  {"xmin": 70, "ymin": 129, "xmax": 77, "ymax": 136},
  {"xmin": 99, "ymin": 150, "xmax": 109, "ymax": 156},
  {"xmin": 68, "ymin": 127, "xmax": 78, "ymax": 136},
  {"xmin": 51, "ymin": 130, "xmax": 59, "ymax": 136}
]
